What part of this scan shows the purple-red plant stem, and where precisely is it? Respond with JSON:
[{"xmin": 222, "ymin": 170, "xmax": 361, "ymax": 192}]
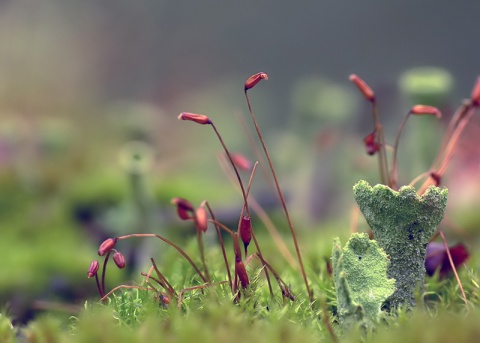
[
  {"xmin": 250, "ymin": 230, "xmax": 274, "ymax": 297},
  {"xmin": 94, "ymin": 273, "xmax": 104, "ymax": 298},
  {"xmin": 239, "ymin": 161, "xmax": 274, "ymax": 297},
  {"xmin": 436, "ymin": 106, "xmax": 476, "ymax": 172},
  {"xmin": 209, "ymin": 122, "xmax": 249, "ymax": 213},
  {"xmin": 371, "ymin": 102, "xmax": 391, "ymax": 186},
  {"xmin": 240, "ymin": 162, "xmax": 258, "ymax": 256},
  {"xmin": 236, "ymin": 111, "xmax": 274, "ymax": 189},
  {"xmin": 144, "ymin": 266, "xmax": 161, "ymax": 288},
  {"xmin": 116, "ymin": 233, "xmax": 208, "ymax": 283},
  {"xmin": 101, "ymin": 250, "xmax": 113, "ymax": 297},
  {"xmin": 217, "ymin": 154, "xmax": 298, "ymax": 269},
  {"xmin": 439, "ymin": 231, "xmax": 468, "ymax": 307},
  {"xmin": 245, "ymin": 91, "xmax": 313, "ymax": 303},
  {"xmin": 208, "ymin": 120, "xmax": 275, "ymax": 292},
  {"xmin": 432, "ymin": 101, "xmax": 470, "ymax": 169},
  {"xmin": 320, "ymin": 295, "xmax": 338, "ymax": 343},
  {"xmin": 390, "ymin": 111, "xmax": 412, "ymax": 190},
  {"xmin": 418, "ymin": 104, "xmax": 477, "ymax": 194},
  {"xmin": 205, "ymin": 201, "xmax": 233, "ymax": 294},
  {"xmin": 253, "ymin": 253, "xmax": 293, "ymax": 298},
  {"xmin": 142, "ymin": 271, "xmax": 171, "ymax": 297},
  {"xmin": 203, "ymin": 217, "xmax": 247, "ymax": 293},
  {"xmin": 209, "ymin": 219, "xmax": 236, "ymax": 237},
  {"xmin": 150, "ymin": 258, "xmax": 176, "ymax": 297},
  {"xmin": 195, "ymin": 204, "xmax": 211, "ymax": 284},
  {"xmin": 408, "ymin": 171, "xmax": 430, "ymax": 188}
]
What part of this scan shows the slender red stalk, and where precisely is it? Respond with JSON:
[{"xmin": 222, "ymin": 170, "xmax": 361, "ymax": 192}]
[
  {"xmin": 418, "ymin": 103, "xmax": 477, "ymax": 194},
  {"xmin": 217, "ymin": 156, "xmax": 298, "ymax": 269},
  {"xmin": 349, "ymin": 74, "xmax": 389, "ymax": 186},
  {"xmin": 101, "ymin": 250, "xmax": 113, "ymax": 297},
  {"xmin": 320, "ymin": 295, "xmax": 338, "ymax": 343},
  {"xmin": 251, "ymin": 253, "xmax": 294, "ymax": 301},
  {"xmin": 94, "ymin": 274, "xmax": 103, "ymax": 298},
  {"xmin": 150, "ymin": 258, "xmax": 176, "ymax": 298},
  {"xmin": 201, "ymin": 120, "xmax": 272, "ymax": 292},
  {"xmin": 178, "ymin": 114, "xmax": 250, "ymax": 215},
  {"xmin": 205, "ymin": 202, "xmax": 233, "ymax": 294},
  {"xmin": 239, "ymin": 161, "xmax": 274, "ymax": 297},
  {"xmin": 194, "ymin": 203, "xmax": 211, "ymax": 284},
  {"xmin": 144, "ymin": 267, "xmax": 166, "ymax": 291},
  {"xmin": 349, "ymin": 74, "xmax": 391, "ymax": 185},
  {"xmin": 116, "ymin": 233, "xmax": 208, "ymax": 283},
  {"xmin": 471, "ymin": 76, "xmax": 480, "ymax": 106},
  {"xmin": 209, "ymin": 122, "xmax": 250, "ymax": 213},
  {"xmin": 372, "ymin": 103, "xmax": 391, "ymax": 186},
  {"xmin": 439, "ymin": 231, "xmax": 467, "ymax": 307},
  {"xmin": 87, "ymin": 259, "xmax": 103, "ymax": 297},
  {"xmin": 245, "ymin": 82, "xmax": 313, "ymax": 303},
  {"xmin": 391, "ymin": 106, "xmax": 441, "ymax": 189}
]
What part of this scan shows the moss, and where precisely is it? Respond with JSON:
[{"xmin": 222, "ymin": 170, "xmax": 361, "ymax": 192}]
[
  {"xmin": 0, "ymin": 314, "xmax": 15, "ymax": 343},
  {"xmin": 353, "ymin": 180, "xmax": 448, "ymax": 308}
]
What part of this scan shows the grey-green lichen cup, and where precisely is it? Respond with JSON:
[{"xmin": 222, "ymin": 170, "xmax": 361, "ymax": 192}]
[
  {"xmin": 353, "ymin": 180, "xmax": 448, "ymax": 308},
  {"xmin": 332, "ymin": 233, "xmax": 395, "ymax": 331}
]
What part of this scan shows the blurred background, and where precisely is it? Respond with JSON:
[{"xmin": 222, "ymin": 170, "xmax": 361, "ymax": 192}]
[{"xmin": 1, "ymin": 0, "xmax": 480, "ymax": 323}]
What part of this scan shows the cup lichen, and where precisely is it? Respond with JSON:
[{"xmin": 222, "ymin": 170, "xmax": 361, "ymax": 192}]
[
  {"xmin": 353, "ymin": 180, "xmax": 448, "ymax": 308},
  {"xmin": 332, "ymin": 233, "xmax": 395, "ymax": 331}
]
